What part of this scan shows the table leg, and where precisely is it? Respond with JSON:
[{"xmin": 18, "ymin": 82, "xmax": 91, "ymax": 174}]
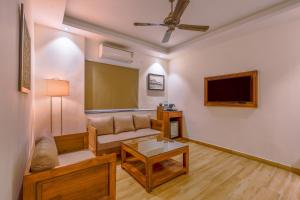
[
  {"xmin": 145, "ymin": 162, "xmax": 153, "ymax": 193},
  {"xmin": 121, "ymin": 146, "xmax": 126, "ymax": 167},
  {"xmin": 183, "ymin": 148, "xmax": 189, "ymax": 174}
]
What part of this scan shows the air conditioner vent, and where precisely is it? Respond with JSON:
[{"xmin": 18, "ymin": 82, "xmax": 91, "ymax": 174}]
[{"xmin": 99, "ymin": 43, "xmax": 133, "ymax": 63}]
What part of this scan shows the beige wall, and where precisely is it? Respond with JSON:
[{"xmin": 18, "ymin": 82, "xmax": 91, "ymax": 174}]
[
  {"xmin": 168, "ymin": 17, "xmax": 300, "ymax": 168},
  {"xmin": 34, "ymin": 26, "xmax": 168, "ymax": 136},
  {"xmin": 0, "ymin": 0, "xmax": 35, "ymax": 199},
  {"xmin": 85, "ymin": 38, "xmax": 169, "ymax": 109},
  {"xmin": 34, "ymin": 25, "xmax": 86, "ymax": 137}
]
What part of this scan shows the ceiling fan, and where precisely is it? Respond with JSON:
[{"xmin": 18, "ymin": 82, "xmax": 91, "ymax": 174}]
[{"xmin": 134, "ymin": 0, "xmax": 209, "ymax": 43}]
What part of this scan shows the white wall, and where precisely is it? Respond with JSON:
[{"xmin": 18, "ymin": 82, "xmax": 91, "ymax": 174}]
[
  {"xmin": 34, "ymin": 26, "xmax": 168, "ymax": 136},
  {"xmin": 168, "ymin": 18, "xmax": 300, "ymax": 168},
  {"xmin": 34, "ymin": 25, "xmax": 86, "ymax": 137},
  {"xmin": 85, "ymin": 38, "xmax": 169, "ymax": 109},
  {"xmin": 0, "ymin": 0, "xmax": 35, "ymax": 199}
]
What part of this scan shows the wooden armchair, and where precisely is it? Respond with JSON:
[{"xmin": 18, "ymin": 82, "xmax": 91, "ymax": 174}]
[{"xmin": 23, "ymin": 133, "xmax": 116, "ymax": 200}]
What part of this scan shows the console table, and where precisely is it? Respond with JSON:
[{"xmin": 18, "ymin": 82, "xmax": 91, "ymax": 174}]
[{"xmin": 157, "ymin": 107, "xmax": 183, "ymax": 139}]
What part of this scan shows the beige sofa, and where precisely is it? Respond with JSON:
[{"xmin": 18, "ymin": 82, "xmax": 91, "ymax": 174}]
[{"xmin": 88, "ymin": 114, "xmax": 163, "ymax": 155}]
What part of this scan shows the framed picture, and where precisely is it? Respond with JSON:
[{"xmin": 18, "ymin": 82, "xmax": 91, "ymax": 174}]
[
  {"xmin": 19, "ymin": 3, "xmax": 31, "ymax": 94},
  {"xmin": 148, "ymin": 73, "xmax": 165, "ymax": 91}
]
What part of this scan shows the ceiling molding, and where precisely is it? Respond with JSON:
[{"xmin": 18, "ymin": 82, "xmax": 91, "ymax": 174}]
[
  {"xmin": 63, "ymin": 16, "xmax": 168, "ymax": 55},
  {"xmin": 169, "ymin": 0, "xmax": 300, "ymax": 53}
]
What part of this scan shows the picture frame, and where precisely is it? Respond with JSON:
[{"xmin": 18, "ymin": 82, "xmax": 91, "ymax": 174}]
[
  {"xmin": 19, "ymin": 3, "xmax": 31, "ymax": 94},
  {"xmin": 147, "ymin": 73, "xmax": 165, "ymax": 91}
]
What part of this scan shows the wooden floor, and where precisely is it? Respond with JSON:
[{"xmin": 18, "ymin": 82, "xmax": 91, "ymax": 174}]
[{"xmin": 116, "ymin": 141, "xmax": 300, "ymax": 200}]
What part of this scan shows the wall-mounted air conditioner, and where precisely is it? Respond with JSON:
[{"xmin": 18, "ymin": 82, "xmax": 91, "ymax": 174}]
[{"xmin": 99, "ymin": 43, "xmax": 133, "ymax": 63}]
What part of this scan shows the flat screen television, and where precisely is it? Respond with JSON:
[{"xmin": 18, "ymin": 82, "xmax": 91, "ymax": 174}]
[{"xmin": 204, "ymin": 71, "xmax": 258, "ymax": 107}]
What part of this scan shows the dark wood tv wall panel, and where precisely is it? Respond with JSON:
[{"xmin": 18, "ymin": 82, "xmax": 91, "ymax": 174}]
[{"xmin": 204, "ymin": 70, "xmax": 258, "ymax": 108}]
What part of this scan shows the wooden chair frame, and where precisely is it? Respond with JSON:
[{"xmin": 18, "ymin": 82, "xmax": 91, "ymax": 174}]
[{"xmin": 23, "ymin": 133, "xmax": 116, "ymax": 200}]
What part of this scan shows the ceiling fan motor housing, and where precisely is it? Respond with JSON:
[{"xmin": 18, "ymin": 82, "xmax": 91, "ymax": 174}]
[{"xmin": 164, "ymin": 15, "xmax": 179, "ymax": 28}]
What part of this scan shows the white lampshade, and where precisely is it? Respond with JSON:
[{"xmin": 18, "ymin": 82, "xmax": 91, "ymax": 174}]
[{"xmin": 45, "ymin": 79, "xmax": 70, "ymax": 97}]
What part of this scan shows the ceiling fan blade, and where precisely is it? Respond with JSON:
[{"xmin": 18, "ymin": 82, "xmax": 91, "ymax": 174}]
[
  {"xmin": 172, "ymin": 0, "xmax": 190, "ymax": 22},
  {"xmin": 162, "ymin": 29, "xmax": 173, "ymax": 43},
  {"xmin": 177, "ymin": 24, "xmax": 209, "ymax": 32},
  {"xmin": 134, "ymin": 22, "xmax": 164, "ymax": 26}
]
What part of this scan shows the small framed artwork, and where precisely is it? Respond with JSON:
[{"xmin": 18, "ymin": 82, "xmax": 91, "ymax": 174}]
[
  {"xmin": 148, "ymin": 73, "xmax": 165, "ymax": 91},
  {"xmin": 19, "ymin": 3, "xmax": 31, "ymax": 94}
]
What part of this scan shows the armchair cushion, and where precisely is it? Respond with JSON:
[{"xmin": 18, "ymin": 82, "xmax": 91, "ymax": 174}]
[
  {"xmin": 133, "ymin": 114, "xmax": 151, "ymax": 130},
  {"xmin": 30, "ymin": 137, "xmax": 59, "ymax": 172},
  {"xmin": 136, "ymin": 128, "xmax": 160, "ymax": 135},
  {"xmin": 89, "ymin": 116, "xmax": 114, "ymax": 135},
  {"xmin": 58, "ymin": 150, "xmax": 95, "ymax": 167},
  {"xmin": 114, "ymin": 116, "xmax": 135, "ymax": 134}
]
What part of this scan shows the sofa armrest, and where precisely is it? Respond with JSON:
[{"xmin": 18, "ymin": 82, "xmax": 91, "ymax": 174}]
[
  {"xmin": 54, "ymin": 133, "xmax": 88, "ymax": 154},
  {"xmin": 87, "ymin": 125, "xmax": 97, "ymax": 155},
  {"xmin": 151, "ymin": 119, "xmax": 164, "ymax": 132},
  {"xmin": 23, "ymin": 153, "xmax": 116, "ymax": 200}
]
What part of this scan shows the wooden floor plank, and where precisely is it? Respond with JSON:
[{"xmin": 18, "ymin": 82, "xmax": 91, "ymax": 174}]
[{"xmin": 116, "ymin": 141, "xmax": 300, "ymax": 200}]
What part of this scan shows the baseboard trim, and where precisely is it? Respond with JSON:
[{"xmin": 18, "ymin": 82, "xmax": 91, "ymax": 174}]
[{"xmin": 182, "ymin": 137, "xmax": 300, "ymax": 176}]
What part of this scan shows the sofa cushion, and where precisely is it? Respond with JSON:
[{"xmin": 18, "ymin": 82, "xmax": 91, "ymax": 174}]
[
  {"xmin": 58, "ymin": 150, "xmax": 95, "ymax": 167},
  {"xmin": 98, "ymin": 128, "xmax": 160, "ymax": 144},
  {"xmin": 133, "ymin": 114, "xmax": 151, "ymax": 130},
  {"xmin": 136, "ymin": 128, "xmax": 160, "ymax": 136},
  {"xmin": 31, "ymin": 137, "xmax": 59, "ymax": 172},
  {"xmin": 114, "ymin": 116, "xmax": 135, "ymax": 134},
  {"xmin": 89, "ymin": 116, "xmax": 114, "ymax": 135}
]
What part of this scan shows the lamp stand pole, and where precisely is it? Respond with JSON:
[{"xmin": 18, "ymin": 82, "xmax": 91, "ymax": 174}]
[
  {"xmin": 60, "ymin": 96, "xmax": 63, "ymax": 136},
  {"xmin": 46, "ymin": 79, "xmax": 69, "ymax": 136},
  {"xmin": 50, "ymin": 97, "xmax": 53, "ymax": 134},
  {"xmin": 50, "ymin": 96, "xmax": 63, "ymax": 136}
]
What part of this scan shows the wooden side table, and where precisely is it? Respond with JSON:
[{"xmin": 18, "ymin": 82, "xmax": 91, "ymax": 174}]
[{"xmin": 157, "ymin": 107, "xmax": 183, "ymax": 139}]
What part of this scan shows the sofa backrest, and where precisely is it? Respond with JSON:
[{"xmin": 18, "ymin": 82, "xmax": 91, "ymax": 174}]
[
  {"xmin": 133, "ymin": 114, "xmax": 151, "ymax": 130},
  {"xmin": 89, "ymin": 116, "xmax": 114, "ymax": 136},
  {"xmin": 114, "ymin": 115, "xmax": 135, "ymax": 133},
  {"xmin": 88, "ymin": 114, "xmax": 152, "ymax": 134}
]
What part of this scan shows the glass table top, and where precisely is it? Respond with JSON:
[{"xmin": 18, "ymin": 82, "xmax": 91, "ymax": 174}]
[{"xmin": 122, "ymin": 136, "xmax": 188, "ymax": 157}]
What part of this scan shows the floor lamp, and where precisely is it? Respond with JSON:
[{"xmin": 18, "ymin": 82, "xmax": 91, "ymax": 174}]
[{"xmin": 45, "ymin": 79, "xmax": 70, "ymax": 136}]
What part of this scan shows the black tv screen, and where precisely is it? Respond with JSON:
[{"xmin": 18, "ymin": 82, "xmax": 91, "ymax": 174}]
[
  {"xmin": 205, "ymin": 71, "xmax": 258, "ymax": 107},
  {"xmin": 207, "ymin": 76, "xmax": 252, "ymax": 102}
]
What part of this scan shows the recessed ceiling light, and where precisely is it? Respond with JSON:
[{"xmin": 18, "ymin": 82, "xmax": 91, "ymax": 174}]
[{"xmin": 64, "ymin": 27, "xmax": 69, "ymax": 31}]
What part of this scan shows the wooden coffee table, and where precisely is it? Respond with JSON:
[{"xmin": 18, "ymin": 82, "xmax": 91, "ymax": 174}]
[{"xmin": 121, "ymin": 136, "xmax": 189, "ymax": 192}]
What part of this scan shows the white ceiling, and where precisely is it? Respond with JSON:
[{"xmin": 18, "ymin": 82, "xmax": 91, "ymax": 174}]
[
  {"xmin": 65, "ymin": 0, "xmax": 286, "ymax": 48},
  {"xmin": 31, "ymin": 0, "xmax": 300, "ymax": 58}
]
